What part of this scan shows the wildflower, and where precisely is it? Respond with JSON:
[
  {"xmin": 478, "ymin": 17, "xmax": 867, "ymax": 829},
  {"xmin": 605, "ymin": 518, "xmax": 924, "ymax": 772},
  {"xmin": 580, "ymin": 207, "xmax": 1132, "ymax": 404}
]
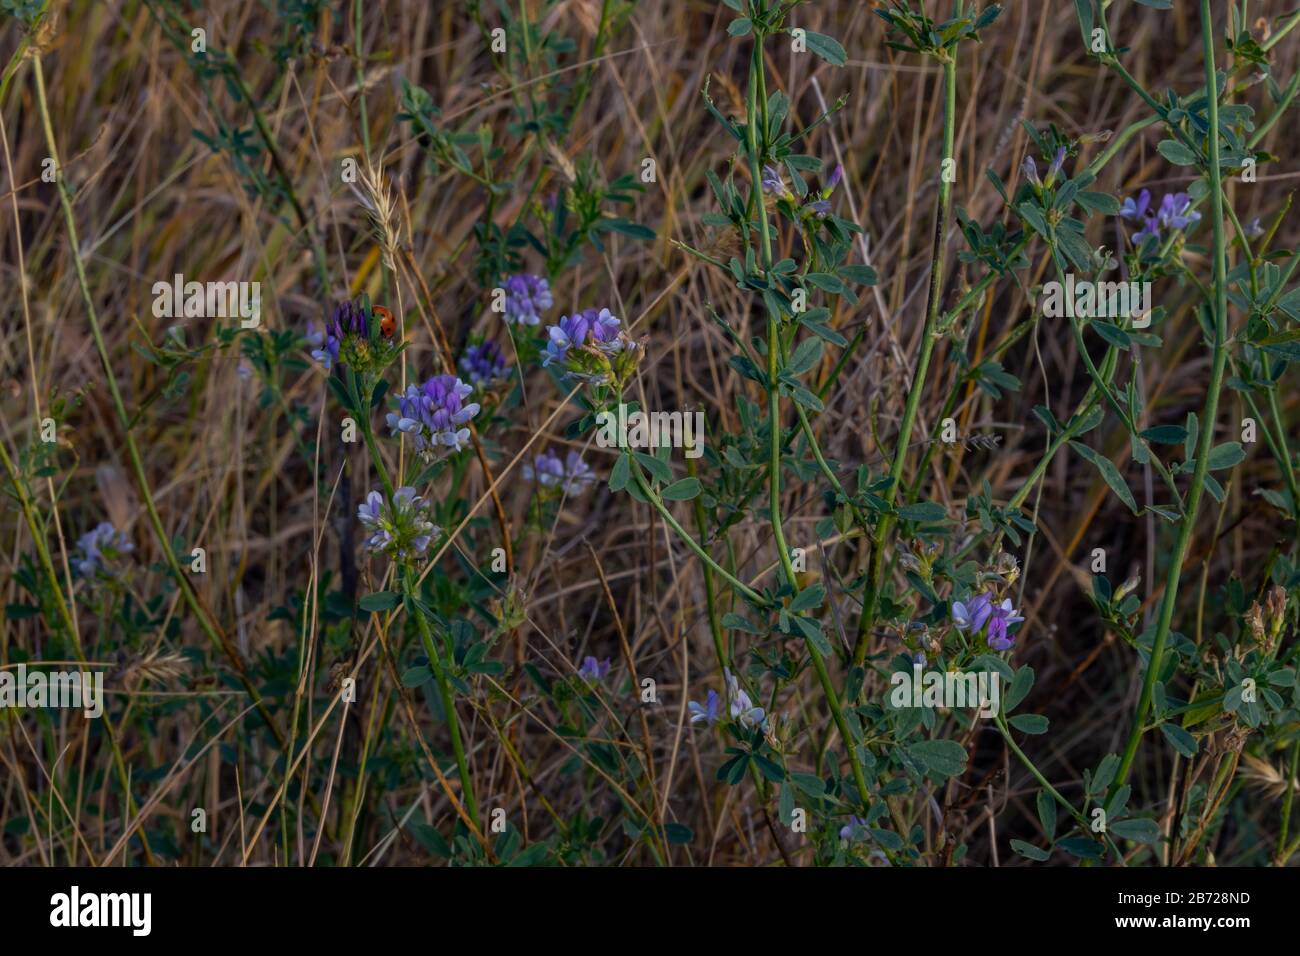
[
  {"xmin": 1245, "ymin": 217, "xmax": 1264, "ymax": 239},
  {"xmin": 307, "ymin": 299, "xmax": 402, "ymax": 380},
  {"xmin": 459, "ymin": 340, "xmax": 510, "ymax": 388},
  {"xmin": 725, "ymin": 668, "xmax": 769, "ymax": 733},
  {"xmin": 689, "ymin": 688, "xmax": 720, "ymax": 726},
  {"xmin": 1021, "ymin": 154, "xmax": 1040, "ymax": 186},
  {"xmin": 541, "ymin": 307, "xmax": 639, "ymax": 384},
  {"xmin": 839, "ymin": 815, "xmax": 868, "ymax": 842},
  {"xmin": 578, "ymin": 656, "xmax": 612, "ymax": 681},
  {"xmin": 386, "ymin": 375, "xmax": 480, "ymax": 458},
  {"xmin": 1120, "ymin": 189, "xmax": 1200, "ymax": 244},
  {"xmin": 803, "ymin": 163, "xmax": 843, "ymax": 219},
  {"xmin": 761, "ymin": 164, "xmax": 790, "ymax": 199},
  {"xmin": 523, "ymin": 448, "xmax": 598, "ymax": 497},
  {"xmin": 1044, "ymin": 146, "xmax": 1067, "ymax": 186},
  {"xmin": 502, "ymin": 273, "xmax": 553, "ymax": 327},
  {"xmin": 986, "ymin": 599, "xmax": 1025, "ymax": 651},
  {"xmin": 951, "ymin": 592, "xmax": 993, "ymax": 632},
  {"xmin": 74, "ymin": 522, "xmax": 133, "ymax": 578},
  {"xmin": 356, "ymin": 486, "xmax": 439, "ymax": 562}
]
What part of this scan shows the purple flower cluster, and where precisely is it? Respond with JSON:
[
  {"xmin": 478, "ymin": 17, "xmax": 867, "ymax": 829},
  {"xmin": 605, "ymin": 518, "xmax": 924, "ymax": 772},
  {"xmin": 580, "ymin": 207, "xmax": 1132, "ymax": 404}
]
[
  {"xmin": 578, "ymin": 656, "xmax": 611, "ymax": 681},
  {"xmin": 459, "ymin": 340, "xmax": 510, "ymax": 387},
  {"xmin": 357, "ymin": 486, "xmax": 439, "ymax": 561},
  {"xmin": 1120, "ymin": 190, "xmax": 1201, "ymax": 244},
  {"xmin": 502, "ymin": 273, "xmax": 553, "ymax": 327},
  {"xmin": 951, "ymin": 591, "xmax": 1025, "ymax": 651},
  {"xmin": 542, "ymin": 307, "xmax": 624, "ymax": 369},
  {"xmin": 805, "ymin": 163, "xmax": 843, "ymax": 218},
  {"xmin": 522, "ymin": 448, "xmax": 597, "ymax": 497},
  {"xmin": 839, "ymin": 815, "xmax": 867, "ymax": 842},
  {"xmin": 74, "ymin": 522, "xmax": 133, "ymax": 578},
  {"xmin": 688, "ymin": 670, "xmax": 769, "ymax": 733},
  {"xmin": 386, "ymin": 375, "xmax": 480, "ymax": 458},
  {"xmin": 307, "ymin": 300, "xmax": 368, "ymax": 371}
]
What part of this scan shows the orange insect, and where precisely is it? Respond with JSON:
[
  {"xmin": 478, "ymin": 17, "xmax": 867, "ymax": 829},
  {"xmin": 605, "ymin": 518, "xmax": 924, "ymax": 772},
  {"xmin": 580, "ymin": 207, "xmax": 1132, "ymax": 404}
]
[{"xmin": 374, "ymin": 305, "xmax": 396, "ymax": 339}]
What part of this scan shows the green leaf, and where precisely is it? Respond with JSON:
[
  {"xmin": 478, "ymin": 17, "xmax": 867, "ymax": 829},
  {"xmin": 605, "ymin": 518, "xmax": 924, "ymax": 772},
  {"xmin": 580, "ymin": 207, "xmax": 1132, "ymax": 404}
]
[
  {"xmin": 789, "ymin": 583, "xmax": 826, "ymax": 612},
  {"xmin": 1160, "ymin": 722, "xmax": 1198, "ymax": 757},
  {"xmin": 785, "ymin": 336, "xmax": 823, "ymax": 376},
  {"xmin": 1110, "ymin": 817, "xmax": 1162, "ymax": 844},
  {"xmin": 1140, "ymin": 424, "xmax": 1187, "ymax": 445},
  {"xmin": 908, "ymin": 739, "xmax": 969, "ymax": 778},
  {"xmin": 661, "ymin": 477, "xmax": 702, "ymax": 501},
  {"xmin": 1206, "ymin": 441, "xmax": 1245, "ymax": 470},
  {"xmin": 1036, "ymin": 789, "xmax": 1057, "ymax": 840},
  {"xmin": 727, "ymin": 17, "xmax": 752, "ymax": 36},
  {"xmin": 803, "ymin": 30, "xmax": 847, "ymax": 67},
  {"xmin": 608, "ymin": 453, "xmax": 630, "ymax": 493},
  {"xmin": 359, "ymin": 591, "xmax": 401, "ymax": 612},
  {"xmin": 896, "ymin": 501, "xmax": 947, "ymax": 523},
  {"xmin": 401, "ymin": 665, "xmax": 433, "ymax": 688},
  {"xmin": 1069, "ymin": 441, "xmax": 1138, "ymax": 513},
  {"xmin": 1010, "ymin": 839, "xmax": 1051, "ymax": 862},
  {"xmin": 634, "ymin": 451, "xmax": 673, "ymax": 484},
  {"xmin": 1008, "ymin": 713, "xmax": 1049, "ymax": 734},
  {"xmin": 1005, "ymin": 665, "xmax": 1035, "ymax": 713},
  {"xmin": 1091, "ymin": 321, "xmax": 1131, "ymax": 350},
  {"xmin": 1077, "ymin": 190, "xmax": 1121, "ymax": 215},
  {"xmin": 1157, "ymin": 139, "xmax": 1199, "ymax": 166}
]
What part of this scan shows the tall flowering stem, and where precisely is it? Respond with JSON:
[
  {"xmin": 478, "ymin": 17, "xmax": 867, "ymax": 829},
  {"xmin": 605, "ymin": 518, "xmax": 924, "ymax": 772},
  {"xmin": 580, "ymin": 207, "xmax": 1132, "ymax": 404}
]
[
  {"xmin": 743, "ymin": 21, "xmax": 874, "ymax": 816},
  {"xmin": 1112, "ymin": 0, "xmax": 1231, "ymax": 792},
  {"xmin": 853, "ymin": 27, "xmax": 958, "ymax": 667}
]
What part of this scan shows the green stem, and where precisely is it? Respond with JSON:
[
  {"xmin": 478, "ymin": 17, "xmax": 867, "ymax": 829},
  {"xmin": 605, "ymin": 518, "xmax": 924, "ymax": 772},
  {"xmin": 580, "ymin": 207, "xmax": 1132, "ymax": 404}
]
[
  {"xmin": 853, "ymin": 50, "xmax": 957, "ymax": 666},
  {"xmin": 1112, "ymin": 0, "xmax": 1231, "ymax": 793}
]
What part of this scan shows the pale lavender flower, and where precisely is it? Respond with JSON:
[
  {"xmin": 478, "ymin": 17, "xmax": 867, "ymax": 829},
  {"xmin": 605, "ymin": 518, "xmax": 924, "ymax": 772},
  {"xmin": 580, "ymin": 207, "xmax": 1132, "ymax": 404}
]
[
  {"xmin": 839, "ymin": 815, "xmax": 867, "ymax": 842},
  {"xmin": 74, "ymin": 522, "xmax": 133, "ymax": 578},
  {"xmin": 308, "ymin": 300, "xmax": 367, "ymax": 370},
  {"xmin": 1121, "ymin": 189, "xmax": 1199, "ymax": 244},
  {"xmin": 578, "ymin": 656, "xmax": 611, "ymax": 681},
  {"xmin": 761, "ymin": 164, "xmax": 787, "ymax": 196},
  {"xmin": 523, "ymin": 448, "xmax": 597, "ymax": 497},
  {"xmin": 725, "ymin": 668, "xmax": 768, "ymax": 733},
  {"xmin": 1021, "ymin": 154, "xmax": 1040, "ymax": 186},
  {"xmin": 689, "ymin": 688, "xmax": 720, "ymax": 725},
  {"xmin": 502, "ymin": 274, "xmax": 553, "ymax": 327},
  {"xmin": 386, "ymin": 375, "xmax": 480, "ymax": 458},
  {"xmin": 1045, "ymin": 145, "xmax": 1067, "ymax": 185},
  {"xmin": 356, "ymin": 486, "xmax": 439, "ymax": 561},
  {"xmin": 542, "ymin": 307, "xmax": 624, "ymax": 369}
]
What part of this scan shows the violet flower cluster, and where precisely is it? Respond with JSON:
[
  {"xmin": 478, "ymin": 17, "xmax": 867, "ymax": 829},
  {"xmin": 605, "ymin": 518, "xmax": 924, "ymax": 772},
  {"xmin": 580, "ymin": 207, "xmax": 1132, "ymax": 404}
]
[
  {"xmin": 502, "ymin": 273, "xmax": 553, "ymax": 327},
  {"xmin": 541, "ymin": 307, "xmax": 639, "ymax": 385},
  {"xmin": 1120, "ymin": 189, "xmax": 1201, "ymax": 244},
  {"xmin": 357, "ymin": 487, "xmax": 440, "ymax": 562},
  {"xmin": 307, "ymin": 299, "xmax": 402, "ymax": 383},
  {"xmin": 459, "ymin": 340, "xmax": 510, "ymax": 388},
  {"xmin": 523, "ymin": 448, "xmax": 597, "ymax": 497},
  {"xmin": 951, "ymin": 591, "xmax": 1025, "ymax": 651},
  {"xmin": 577, "ymin": 656, "xmax": 611, "ymax": 682},
  {"xmin": 688, "ymin": 669, "xmax": 768, "ymax": 732},
  {"xmin": 386, "ymin": 375, "xmax": 480, "ymax": 459},
  {"xmin": 74, "ymin": 522, "xmax": 133, "ymax": 579}
]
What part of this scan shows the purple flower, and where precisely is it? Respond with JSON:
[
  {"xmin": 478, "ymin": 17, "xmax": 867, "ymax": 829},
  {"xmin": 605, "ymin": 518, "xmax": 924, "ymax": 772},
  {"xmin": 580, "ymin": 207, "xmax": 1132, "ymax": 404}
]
[
  {"xmin": 951, "ymin": 592, "xmax": 993, "ymax": 632},
  {"xmin": 459, "ymin": 340, "xmax": 510, "ymax": 387},
  {"xmin": 1121, "ymin": 189, "xmax": 1199, "ymax": 244},
  {"xmin": 725, "ymin": 668, "xmax": 768, "ymax": 733},
  {"xmin": 308, "ymin": 300, "xmax": 369, "ymax": 370},
  {"xmin": 986, "ymin": 599, "xmax": 1025, "ymax": 651},
  {"xmin": 542, "ymin": 307, "xmax": 625, "ymax": 371},
  {"xmin": 1045, "ymin": 146, "xmax": 1067, "ymax": 184},
  {"xmin": 502, "ymin": 273, "xmax": 553, "ymax": 327},
  {"xmin": 825, "ymin": 163, "xmax": 844, "ymax": 191},
  {"xmin": 578, "ymin": 656, "xmax": 611, "ymax": 681},
  {"xmin": 839, "ymin": 815, "xmax": 867, "ymax": 842},
  {"xmin": 356, "ymin": 486, "xmax": 439, "ymax": 561},
  {"xmin": 386, "ymin": 375, "xmax": 480, "ymax": 458},
  {"xmin": 523, "ymin": 448, "xmax": 597, "ymax": 497},
  {"xmin": 1021, "ymin": 154, "xmax": 1040, "ymax": 186},
  {"xmin": 74, "ymin": 522, "xmax": 133, "ymax": 578},
  {"xmin": 689, "ymin": 688, "xmax": 720, "ymax": 725},
  {"xmin": 806, "ymin": 198, "xmax": 832, "ymax": 218},
  {"xmin": 761, "ymin": 164, "xmax": 787, "ymax": 197}
]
